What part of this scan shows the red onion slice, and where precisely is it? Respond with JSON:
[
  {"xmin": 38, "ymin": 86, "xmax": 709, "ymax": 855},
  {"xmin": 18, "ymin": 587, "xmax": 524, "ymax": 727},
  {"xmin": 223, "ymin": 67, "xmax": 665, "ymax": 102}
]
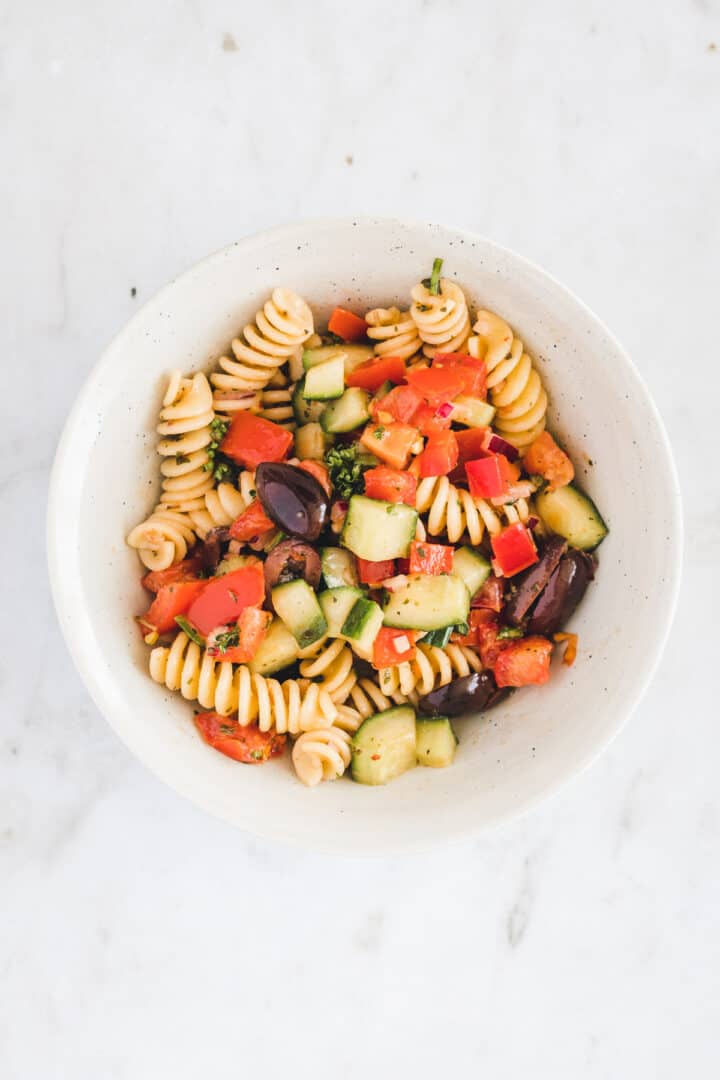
[
  {"xmin": 435, "ymin": 402, "xmax": 454, "ymax": 419},
  {"xmin": 485, "ymin": 433, "xmax": 519, "ymax": 461}
]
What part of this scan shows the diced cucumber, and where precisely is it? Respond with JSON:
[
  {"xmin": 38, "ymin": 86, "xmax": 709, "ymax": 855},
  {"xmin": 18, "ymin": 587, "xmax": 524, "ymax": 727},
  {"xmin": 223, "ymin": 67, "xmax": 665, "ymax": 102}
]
[
  {"xmin": 536, "ymin": 484, "xmax": 608, "ymax": 551},
  {"xmin": 351, "ymin": 706, "xmax": 417, "ymax": 785},
  {"xmin": 294, "ymin": 422, "xmax": 328, "ymax": 461},
  {"xmin": 319, "ymin": 587, "xmax": 365, "ymax": 637},
  {"xmin": 383, "ymin": 573, "xmax": 470, "ymax": 631},
  {"xmin": 303, "ymin": 344, "xmax": 373, "ymax": 374},
  {"xmin": 341, "ymin": 494, "xmax": 418, "ymax": 561},
  {"xmin": 248, "ymin": 617, "xmax": 300, "ymax": 676},
  {"xmin": 292, "ymin": 380, "xmax": 326, "ymax": 424},
  {"xmin": 341, "ymin": 597, "xmax": 384, "ymax": 660},
  {"xmin": 453, "ymin": 546, "xmax": 492, "ymax": 597},
  {"xmin": 272, "ymin": 579, "xmax": 327, "ymax": 648},
  {"xmin": 452, "ymin": 395, "xmax": 496, "ymax": 428},
  {"xmin": 302, "ymin": 355, "xmax": 345, "ymax": 401},
  {"xmin": 416, "ymin": 717, "xmax": 458, "ymax": 768},
  {"xmin": 320, "ymin": 387, "xmax": 371, "ymax": 434},
  {"xmin": 371, "ymin": 379, "xmax": 393, "ymax": 403},
  {"xmin": 215, "ymin": 554, "xmax": 251, "ymax": 577},
  {"xmin": 321, "ymin": 547, "xmax": 359, "ymax": 588},
  {"xmin": 420, "ymin": 626, "xmax": 454, "ymax": 648}
]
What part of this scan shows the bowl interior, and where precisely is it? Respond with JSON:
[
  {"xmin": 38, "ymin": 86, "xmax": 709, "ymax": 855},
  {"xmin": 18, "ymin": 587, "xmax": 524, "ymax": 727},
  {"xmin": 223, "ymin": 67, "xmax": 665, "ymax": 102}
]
[{"xmin": 48, "ymin": 219, "xmax": 681, "ymax": 852}]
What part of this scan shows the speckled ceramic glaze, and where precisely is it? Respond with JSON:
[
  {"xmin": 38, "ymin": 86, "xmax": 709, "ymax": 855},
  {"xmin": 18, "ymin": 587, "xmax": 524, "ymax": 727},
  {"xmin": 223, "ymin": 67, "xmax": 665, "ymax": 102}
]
[{"xmin": 47, "ymin": 219, "xmax": 682, "ymax": 853}]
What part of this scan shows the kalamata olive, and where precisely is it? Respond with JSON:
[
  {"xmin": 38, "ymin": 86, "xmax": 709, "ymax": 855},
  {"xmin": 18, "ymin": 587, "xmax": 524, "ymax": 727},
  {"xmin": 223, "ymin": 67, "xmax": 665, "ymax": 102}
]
[
  {"xmin": 199, "ymin": 527, "xmax": 230, "ymax": 573},
  {"xmin": 255, "ymin": 462, "xmax": 329, "ymax": 541},
  {"xmin": 503, "ymin": 535, "xmax": 567, "ymax": 626},
  {"xmin": 527, "ymin": 550, "xmax": 596, "ymax": 635},
  {"xmin": 418, "ymin": 671, "xmax": 505, "ymax": 718},
  {"xmin": 263, "ymin": 539, "xmax": 322, "ymax": 592}
]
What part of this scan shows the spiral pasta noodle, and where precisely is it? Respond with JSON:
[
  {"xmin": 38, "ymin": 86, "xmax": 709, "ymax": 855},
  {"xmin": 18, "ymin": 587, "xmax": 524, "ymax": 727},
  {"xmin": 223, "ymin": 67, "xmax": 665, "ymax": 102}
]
[
  {"xmin": 257, "ymin": 387, "xmax": 296, "ymax": 429},
  {"xmin": 377, "ymin": 643, "xmax": 482, "ymax": 703},
  {"xmin": 365, "ymin": 306, "xmax": 423, "ymax": 363},
  {"xmin": 149, "ymin": 632, "xmax": 338, "ymax": 732},
  {"xmin": 188, "ymin": 473, "xmax": 256, "ymax": 538},
  {"xmin": 126, "ymin": 509, "xmax": 197, "ymax": 572},
  {"xmin": 468, "ymin": 309, "xmax": 547, "ymax": 452},
  {"xmin": 292, "ymin": 726, "xmax": 353, "ymax": 787},
  {"xmin": 299, "ymin": 639, "xmax": 357, "ymax": 704},
  {"xmin": 410, "ymin": 279, "xmax": 471, "ymax": 359},
  {"xmin": 414, "ymin": 474, "xmax": 534, "ymax": 544},
  {"xmin": 210, "ymin": 288, "xmax": 314, "ymax": 413}
]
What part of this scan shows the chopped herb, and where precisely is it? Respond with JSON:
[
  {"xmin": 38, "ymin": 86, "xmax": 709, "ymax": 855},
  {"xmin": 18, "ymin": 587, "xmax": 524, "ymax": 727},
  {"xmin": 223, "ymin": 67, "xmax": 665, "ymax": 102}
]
[
  {"xmin": 373, "ymin": 426, "xmax": 386, "ymax": 440},
  {"xmin": 416, "ymin": 302, "xmax": 431, "ymax": 312},
  {"xmin": 324, "ymin": 443, "xmax": 373, "ymax": 499},
  {"xmin": 416, "ymin": 546, "xmax": 427, "ymax": 559},
  {"xmin": 203, "ymin": 417, "xmax": 237, "ymax": 483},
  {"xmin": 213, "ymin": 627, "xmax": 240, "ymax": 653},
  {"xmin": 220, "ymin": 724, "xmax": 236, "ymax": 735},
  {"xmin": 529, "ymin": 474, "xmax": 548, "ymax": 493},
  {"xmin": 174, "ymin": 616, "xmax": 205, "ymax": 646},
  {"xmin": 228, "ymin": 590, "xmax": 238, "ymax": 603},
  {"xmin": 250, "ymin": 749, "xmax": 265, "ymax": 760},
  {"xmin": 497, "ymin": 626, "xmax": 524, "ymax": 640},
  {"xmin": 454, "ymin": 621, "xmax": 470, "ymax": 636},
  {"xmin": 174, "ymin": 453, "xmax": 190, "ymax": 465},
  {"xmin": 429, "ymin": 257, "xmax": 443, "ymax": 295},
  {"xmin": 323, "ymin": 331, "xmax": 345, "ymax": 345}
]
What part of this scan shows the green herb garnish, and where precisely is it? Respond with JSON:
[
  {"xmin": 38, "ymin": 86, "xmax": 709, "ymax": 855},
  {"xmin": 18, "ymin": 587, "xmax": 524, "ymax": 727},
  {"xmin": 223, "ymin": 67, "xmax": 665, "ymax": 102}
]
[
  {"xmin": 175, "ymin": 616, "xmax": 205, "ymax": 646},
  {"xmin": 373, "ymin": 426, "xmax": 385, "ymax": 440},
  {"xmin": 212, "ymin": 627, "xmax": 240, "ymax": 654},
  {"xmin": 421, "ymin": 257, "xmax": 444, "ymax": 295},
  {"xmin": 203, "ymin": 417, "xmax": 238, "ymax": 483},
  {"xmin": 324, "ymin": 443, "xmax": 373, "ymax": 500},
  {"xmin": 497, "ymin": 626, "xmax": 524, "ymax": 640}
]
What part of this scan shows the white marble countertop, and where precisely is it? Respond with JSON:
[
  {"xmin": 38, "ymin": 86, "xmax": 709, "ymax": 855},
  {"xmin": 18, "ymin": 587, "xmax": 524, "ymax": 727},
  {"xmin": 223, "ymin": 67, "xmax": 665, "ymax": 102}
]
[{"xmin": 2, "ymin": 1, "xmax": 719, "ymax": 1076}]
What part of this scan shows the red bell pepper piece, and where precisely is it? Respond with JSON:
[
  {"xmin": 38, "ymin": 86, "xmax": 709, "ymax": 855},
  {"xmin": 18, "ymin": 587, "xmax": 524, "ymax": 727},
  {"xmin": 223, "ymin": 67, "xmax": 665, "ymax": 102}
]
[
  {"xmin": 363, "ymin": 466, "xmax": 417, "ymax": 506},
  {"xmin": 138, "ymin": 579, "xmax": 208, "ymax": 636},
  {"xmin": 194, "ymin": 713, "xmax": 286, "ymax": 763},
  {"xmin": 186, "ymin": 564, "xmax": 265, "ymax": 638},
  {"xmin": 490, "ymin": 523, "xmax": 539, "ymax": 578},
  {"xmin": 357, "ymin": 557, "xmax": 395, "ymax": 585},
  {"xmin": 408, "ymin": 541, "xmax": 453, "ymax": 575},
  {"xmin": 327, "ymin": 307, "xmax": 368, "ymax": 342},
  {"xmin": 346, "ymin": 355, "xmax": 406, "ymax": 392},
  {"xmin": 493, "ymin": 636, "xmax": 553, "ymax": 688},
  {"xmin": 372, "ymin": 627, "xmax": 418, "ymax": 669},
  {"xmin": 455, "ymin": 427, "xmax": 491, "ymax": 464},
  {"xmin": 220, "ymin": 412, "xmax": 293, "ymax": 470},
  {"xmin": 465, "ymin": 456, "xmax": 506, "ymax": 499},
  {"xmin": 417, "ymin": 430, "xmax": 459, "ymax": 478},
  {"xmin": 206, "ymin": 607, "xmax": 273, "ymax": 663},
  {"xmin": 228, "ymin": 499, "xmax": 276, "ymax": 541}
]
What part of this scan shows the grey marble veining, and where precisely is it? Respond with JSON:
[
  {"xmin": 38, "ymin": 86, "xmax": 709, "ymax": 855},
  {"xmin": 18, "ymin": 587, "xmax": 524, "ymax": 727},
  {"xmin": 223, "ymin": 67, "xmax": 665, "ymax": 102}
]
[{"xmin": 2, "ymin": 0, "xmax": 719, "ymax": 1076}]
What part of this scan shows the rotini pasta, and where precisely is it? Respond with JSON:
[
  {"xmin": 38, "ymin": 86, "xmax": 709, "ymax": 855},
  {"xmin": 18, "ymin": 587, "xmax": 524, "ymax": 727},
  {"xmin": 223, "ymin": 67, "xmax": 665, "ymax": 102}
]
[
  {"xmin": 376, "ymin": 643, "xmax": 482, "ymax": 703},
  {"xmin": 415, "ymin": 474, "xmax": 534, "ymax": 544},
  {"xmin": 410, "ymin": 278, "xmax": 471, "ymax": 358},
  {"xmin": 292, "ymin": 726, "xmax": 352, "ymax": 787},
  {"xmin": 149, "ymin": 632, "xmax": 337, "ymax": 732},
  {"xmin": 299, "ymin": 639, "xmax": 357, "ymax": 704},
  {"xmin": 468, "ymin": 309, "xmax": 547, "ymax": 452},
  {"xmin": 257, "ymin": 387, "xmax": 296, "ymax": 428},
  {"xmin": 211, "ymin": 288, "xmax": 314, "ymax": 412},
  {"xmin": 189, "ymin": 473, "xmax": 256, "ymax": 538},
  {"xmin": 126, "ymin": 508, "xmax": 197, "ymax": 571},
  {"xmin": 365, "ymin": 306, "xmax": 423, "ymax": 363}
]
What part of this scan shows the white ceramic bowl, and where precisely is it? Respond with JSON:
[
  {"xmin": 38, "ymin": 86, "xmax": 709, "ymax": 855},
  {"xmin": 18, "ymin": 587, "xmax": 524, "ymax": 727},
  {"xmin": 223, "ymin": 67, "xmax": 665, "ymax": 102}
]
[{"xmin": 47, "ymin": 219, "xmax": 682, "ymax": 853}]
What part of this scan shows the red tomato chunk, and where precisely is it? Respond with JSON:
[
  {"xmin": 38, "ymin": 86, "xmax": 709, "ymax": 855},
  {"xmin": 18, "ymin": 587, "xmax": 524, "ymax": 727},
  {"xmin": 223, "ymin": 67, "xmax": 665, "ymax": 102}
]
[
  {"xmin": 372, "ymin": 628, "xmax": 418, "ymax": 668},
  {"xmin": 194, "ymin": 713, "xmax": 286, "ymax": 763},
  {"xmin": 186, "ymin": 564, "xmax": 265, "ymax": 638},
  {"xmin": 363, "ymin": 466, "xmax": 417, "ymax": 506},
  {"xmin": 139, "ymin": 579, "xmax": 207, "ymax": 636},
  {"xmin": 491, "ymin": 523, "xmax": 538, "ymax": 577},
  {"xmin": 493, "ymin": 637, "xmax": 553, "ymax": 688},
  {"xmin": 327, "ymin": 306, "xmax": 368, "ymax": 342},
  {"xmin": 357, "ymin": 557, "xmax": 395, "ymax": 585},
  {"xmin": 408, "ymin": 541, "xmax": 453, "ymax": 575},
  {"xmin": 220, "ymin": 412, "xmax": 293, "ymax": 470}
]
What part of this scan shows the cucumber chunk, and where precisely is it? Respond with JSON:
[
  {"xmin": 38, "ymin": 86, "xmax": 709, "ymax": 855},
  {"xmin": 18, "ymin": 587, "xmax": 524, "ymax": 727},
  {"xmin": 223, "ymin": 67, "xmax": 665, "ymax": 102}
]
[
  {"xmin": 383, "ymin": 573, "xmax": 470, "ymax": 631},
  {"xmin": 416, "ymin": 716, "xmax": 458, "ymax": 768},
  {"xmin": 536, "ymin": 484, "xmax": 608, "ymax": 551},
  {"xmin": 320, "ymin": 387, "xmax": 371, "ymax": 434},
  {"xmin": 452, "ymin": 396, "xmax": 496, "ymax": 428},
  {"xmin": 319, "ymin": 587, "xmax": 365, "ymax": 637},
  {"xmin": 294, "ymin": 422, "xmax": 329, "ymax": 461},
  {"xmin": 302, "ymin": 355, "xmax": 345, "ymax": 401},
  {"xmin": 351, "ymin": 706, "xmax": 417, "ymax": 785},
  {"xmin": 292, "ymin": 380, "xmax": 326, "ymax": 424},
  {"xmin": 248, "ymin": 617, "xmax": 300, "ymax": 675},
  {"xmin": 272, "ymin": 579, "xmax": 327, "ymax": 648},
  {"xmin": 341, "ymin": 494, "xmax": 418, "ymax": 561},
  {"xmin": 453, "ymin": 546, "xmax": 492, "ymax": 597},
  {"xmin": 303, "ymin": 344, "xmax": 373, "ymax": 374},
  {"xmin": 341, "ymin": 597, "xmax": 384, "ymax": 660},
  {"xmin": 321, "ymin": 547, "xmax": 359, "ymax": 588}
]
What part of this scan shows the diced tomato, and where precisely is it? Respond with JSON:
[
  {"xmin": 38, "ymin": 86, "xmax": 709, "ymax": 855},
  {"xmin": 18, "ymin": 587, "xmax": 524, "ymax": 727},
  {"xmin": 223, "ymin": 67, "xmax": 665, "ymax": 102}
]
[
  {"xmin": 523, "ymin": 431, "xmax": 574, "ymax": 492},
  {"xmin": 186, "ymin": 564, "xmax": 265, "ymax": 638},
  {"xmin": 346, "ymin": 355, "xmax": 406, "ymax": 392},
  {"xmin": 433, "ymin": 353, "xmax": 487, "ymax": 398},
  {"xmin": 497, "ymin": 454, "xmax": 521, "ymax": 486},
  {"xmin": 327, "ymin": 306, "xmax": 368, "ymax": 342},
  {"xmin": 298, "ymin": 459, "xmax": 331, "ymax": 496},
  {"xmin": 228, "ymin": 499, "xmax": 275, "ymax": 541},
  {"xmin": 363, "ymin": 466, "xmax": 417, "ymax": 506},
  {"xmin": 452, "ymin": 609, "xmax": 495, "ymax": 649},
  {"xmin": 372, "ymin": 627, "xmax": 418, "ymax": 668},
  {"xmin": 360, "ymin": 421, "xmax": 418, "ymax": 470},
  {"xmin": 408, "ymin": 541, "xmax": 453, "ymax": 575},
  {"xmin": 412, "ymin": 403, "xmax": 453, "ymax": 437},
  {"xmin": 473, "ymin": 611, "xmax": 505, "ymax": 667},
  {"xmin": 220, "ymin": 412, "xmax": 293, "ymax": 469},
  {"xmin": 491, "ymin": 523, "xmax": 539, "ymax": 578},
  {"xmin": 357, "ymin": 557, "xmax": 395, "ymax": 585},
  {"xmin": 471, "ymin": 575, "xmax": 504, "ymax": 612},
  {"xmin": 417, "ymin": 430, "xmax": 459, "ymax": 477},
  {"xmin": 465, "ymin": 456, "xmax": 506, "ymax": 499},
  {"xmin": 493, "ymin": 636, "xmax": 553, "ymax": 688},
  {"xmin": 371, "ymin": 384, "xmax": 425, "ymax": 425},
  {"xmin": 455, "ymin": 427, "xmax": 491, "ymax": 464},
  {"xmin": 141, "ymin": 556, "xmax": 203, "ymax": 594},
  {"xmin": 406, "ymin": 365, "xmax": 466, "ymax": 406},
  {"xmin": 207, "ymin": 607, "xmax": 272, "ymax": 663},
  {"xmin": 138, "ymin": 579, "xmax": 208, "ymax": 636},
  {"xmin": 194, "ymin": 712, "xmax": 286, "ymax": 763}
]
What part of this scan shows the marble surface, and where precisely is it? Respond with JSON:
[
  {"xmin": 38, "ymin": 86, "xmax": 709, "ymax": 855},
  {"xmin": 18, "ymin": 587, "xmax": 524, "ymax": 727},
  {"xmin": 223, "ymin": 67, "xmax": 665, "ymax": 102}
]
[{"xmin": 2, "ymin": 1, "xmax": 719, "ymax": 1076}]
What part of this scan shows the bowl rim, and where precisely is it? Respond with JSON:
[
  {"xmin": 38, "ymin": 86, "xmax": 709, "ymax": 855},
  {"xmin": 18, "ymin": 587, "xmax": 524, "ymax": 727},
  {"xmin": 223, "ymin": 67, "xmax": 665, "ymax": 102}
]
[{"xmin": 47, "ymin": 216, "xmax": 683, "ymax": 853}]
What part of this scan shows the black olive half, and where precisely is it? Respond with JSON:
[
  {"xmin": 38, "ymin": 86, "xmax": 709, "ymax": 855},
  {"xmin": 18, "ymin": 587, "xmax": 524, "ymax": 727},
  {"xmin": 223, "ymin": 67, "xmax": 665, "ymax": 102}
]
[
  {"xmin": 418, "ymin": 671, "xmax": 509, "ymax": 718},
  {"xmin": 263, "ymin": 539, "xmax": 322, "ymax": 592},
  {"xmin": 503, "ymin": 535, "xmax": 567, "ymax": 627},
  {"xmin": 527, "ymin": 550, "xmax": 596, "ymax": 636},
  {"xmin": 255, "ymin": 462, "xmax": 329, "ymax": 542}
]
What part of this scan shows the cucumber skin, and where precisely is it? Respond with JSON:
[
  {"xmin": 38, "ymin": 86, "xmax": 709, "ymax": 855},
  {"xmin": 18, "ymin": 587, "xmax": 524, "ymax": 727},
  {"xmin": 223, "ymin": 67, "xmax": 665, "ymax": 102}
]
[
  {"xmin": 302, "ymin": 356, "xmax": 345, "ymax": 401},
  {"xmin": 536, "ymin": 484, "xmax": 608, "ymax": 551},
  {"xmin": 248, "ymin": 618, "xmax": 300, "ymax": 676},
  {"xmin": 271, "ymin": 580, "xmax": 328, "ymax": 648},
  {"xmin": 341, "ymin": 495, "xmax": 418, "ymax": 561},
  {"xmin": 292, "ymin": 380, "xmax": 326, "ymax": 424},
  {"xmin": 416, "ymin": 717, "xmax": 458, "ymax": 768},
  {"xmin": 318, "ymin": 587, "xmax": 364, "ymax": 637},
  {"xmin": 382, "ymin": 573, "xmax": 470, "ymax": 632},
  {"xmin": 351, "ymin": 706, "xmax": 417, "ymax": 786},
  {"xmin": 320, "ymin": 547, "xmax": 359, "ymax": 589},
  {"xmin": 453, "ymin": 546, "xmax": 492, "ymax": 597},
  {"xmin": 320, "ymin": 387, "xmax": 371, "ymax": 434}
]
